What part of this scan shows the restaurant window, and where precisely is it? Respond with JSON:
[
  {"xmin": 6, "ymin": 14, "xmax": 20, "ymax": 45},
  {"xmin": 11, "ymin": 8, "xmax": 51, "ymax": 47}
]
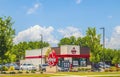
[
  {"xmin": 80, "ymin": 58, "xmax": 87, "ymax": 67},
  {"xmin": 72, "ymin": 58, "xmax": 79, "ymax": 67},
  {"xmin": 58, "ymin": 58, "xmax": 64, "ymax": 67}
]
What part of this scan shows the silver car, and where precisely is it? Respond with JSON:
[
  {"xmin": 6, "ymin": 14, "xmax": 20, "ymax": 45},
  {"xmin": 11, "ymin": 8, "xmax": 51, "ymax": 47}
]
[
  {"xmin": 98, "ymin": 62, "xmax": 110, "ymax": 68},
  {"xmin": 5, "ymin": 63, "xmax": 20, "ymax": 70},
  {"xmin": 39, "ymin": 64, "xmax": 48, "ymax": 71},
  {"xmin": 20, "ymin": 63, "xmax": 36, "ymax": 70},
  {"xmin": 57, "ymin": 66, "xmax": 65, "ymax": 72}
]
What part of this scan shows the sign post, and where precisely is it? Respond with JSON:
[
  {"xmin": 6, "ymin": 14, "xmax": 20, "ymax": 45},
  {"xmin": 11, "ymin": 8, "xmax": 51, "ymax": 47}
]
[{"xmin": 46, "ymin": 50, "xmax": 58, "ymax": 72}]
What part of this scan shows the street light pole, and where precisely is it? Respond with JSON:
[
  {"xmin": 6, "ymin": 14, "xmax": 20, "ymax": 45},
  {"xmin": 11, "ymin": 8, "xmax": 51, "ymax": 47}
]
[
  {"xmin": 100, "ymin": 27, "xmax": 105, "ymax": 48},
  {"xmin": 100, "ymin": 27, "xmax": 105, "ymax": 69},
  {"xmin": 40, "ymin": 34, "xmax": 43, "ymax": 65}
]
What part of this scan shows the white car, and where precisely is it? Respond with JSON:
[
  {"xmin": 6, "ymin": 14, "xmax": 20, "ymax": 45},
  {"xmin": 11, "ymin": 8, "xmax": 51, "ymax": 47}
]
[
  {"xmin": 118, "ymin": 64, "xmax": 120, "ymax": 68},
  {"xmin": 20, "ymin": 63, "xmax": 36, "ymax": 70}
]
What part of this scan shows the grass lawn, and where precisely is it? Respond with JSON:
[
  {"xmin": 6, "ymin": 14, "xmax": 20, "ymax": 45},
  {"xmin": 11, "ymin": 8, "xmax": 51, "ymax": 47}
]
[
  {"xmin": 0, "ymin": 74, "xmax": 56, "ymax": 77},
  {"xmin": 0, "ymin": 72, "xmax": 120, "ymax": 77},
  {"xmin": 58, "ymin": 71, "xmax": 120, "ymax": 75},
  {"xmin": 58, "ymin": 72, "xmax": 120, "ymax": 77}
]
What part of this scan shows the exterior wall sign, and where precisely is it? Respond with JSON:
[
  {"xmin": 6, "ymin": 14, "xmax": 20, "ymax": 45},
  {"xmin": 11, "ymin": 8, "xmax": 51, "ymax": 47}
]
[
  {"xmin": 60, "ymin": 45, "xmax": 80, "ymax": 55},
  {"xmin": 71, "ymin": 47, "xmax": 76, "ymax": 54},
  {"xmin": 48, "ymin": 50, "xmax": 58, "ymax": 66}
]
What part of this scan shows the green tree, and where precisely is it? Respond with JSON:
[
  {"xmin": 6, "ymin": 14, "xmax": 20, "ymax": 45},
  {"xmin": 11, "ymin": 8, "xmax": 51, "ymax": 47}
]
[
  {"xmin": 112, "ymin": 50, "xmax": 120, "ymax": 64},
  {"xmin": 58, "ymin": 37, "xmax": 71, "ymax": 46},
  {"xmin": 70, "ymin": 36, "xmax": 76, "ymax": 45},
  {"xmin": 76, "ymin": 37, "xmax": 89, "ymax": 47},
  {"xmin": 0, "ymin": 16, "xmax": 15, "ymax": 64},
  {"xmin": 58, "ymin": 36, "xmax": 89, "ymax": 47},
  {"xmin": 45, "ymin": 47, "xmax": 51, "ymax": 63},
  {"xmin": 12, "ymin": 41, "xmax": 49, "ymax": 62},
  {"xmin": 12, "ymin": 42, "xmax": 27, "ymax": 61},
  {"xmin": 85, "ymin": 27, "xmax": 102, "ymax": 63},
  {"xmin": 103, "ymin": 48, "xmax": 114, "ymax": 62}
]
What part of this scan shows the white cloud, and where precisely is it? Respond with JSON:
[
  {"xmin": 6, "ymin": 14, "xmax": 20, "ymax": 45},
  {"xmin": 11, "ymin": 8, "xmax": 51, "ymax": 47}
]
[
  {"xmin": 27, "ymin": 3, "xmax": 41, "ymax": 14},
  {"xmin": 13, "ymin": 25, "xmax": 59, "ymax": 46},
  {"xmin": 76, "ymin": 0, "xmax": 82, "ymax": 4},
  {"xmin": 106, "ymin": 26, "xmax": 120, "ymax": 49},
  {"xmin": 58, "ymin": 26, "xmax": 82, "ymax": 38},
  {"xmin": 108, "ymin": 15, "xmax": 113, "ymax": 19}
]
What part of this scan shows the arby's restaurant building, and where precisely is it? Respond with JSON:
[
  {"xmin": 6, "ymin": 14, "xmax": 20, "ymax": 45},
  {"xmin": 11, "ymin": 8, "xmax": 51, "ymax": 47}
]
[{"xmin": 24, "ymin": 45, "xmax": 90, "ymax": 68}]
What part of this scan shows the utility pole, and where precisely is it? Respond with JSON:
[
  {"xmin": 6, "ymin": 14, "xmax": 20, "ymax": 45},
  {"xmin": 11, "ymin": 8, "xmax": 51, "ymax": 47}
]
[{"xmin": 100, "ymin": 27, "xmax": 105, "ymax": 69}]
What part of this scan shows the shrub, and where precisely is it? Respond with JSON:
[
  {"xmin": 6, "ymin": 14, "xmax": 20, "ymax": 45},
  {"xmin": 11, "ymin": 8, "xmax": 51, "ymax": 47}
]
[
  {"xmin": 31, "ymin": 70, "xmax": 36, "ymax": 73},
  {"xmin": 26, "ymin": 71, "xmax": 29, "ymax": 73},
  {"xmin": 81, "ymin": 68, "xmax": 85, "ymax": 71},
  {"xmin": 109, "ymin": 67, "xmax": 117, "ymax": 72},
  {"xmin": 77, "ymin": 68, "xmax": 81, "ymax": 71},
  {"xmin": 77, "ymin": 68, "xmax": 91, "ymax": 72},
  {"xmin": 104, "ymin": 69, "xmax": 109, "ymax": 72},
  {"xmin": 9, "ymin": 71, "xmax": 16, "ymax": 74},
  {"xmin": 86, "ymin": 68, "xmax": 91, "ymax": 71},
  {"xmin": 117, "ymin": 68, "xmax": 120, "ymax": 71},
  {"xmin": 0, "ymin": 66, "xmax": 8, "ymax": 71},
  {"xmin": 118, "ymin": 68, "xmax": 120, "ymax": 71},
  {"xmin": 1, "ymin": 71, "xmax": 7, "ymax": 74},
  {"xmin": 8, "ymin": 66, "xmax": 15, "ymax": 71},
  {"xmin": 86, "ymin": 68, "xmax": 89, "ymax": 70},
  {"xmin": 85, "ymin": 68, "xmax": 88, "ymax": 71},
  {"xmin": 17, "ymin": 70, "xmax": 23, "ymax": 74},
  {"xmin": 40, "ymin": 71, "xmax": 43, "ymax": 74}
]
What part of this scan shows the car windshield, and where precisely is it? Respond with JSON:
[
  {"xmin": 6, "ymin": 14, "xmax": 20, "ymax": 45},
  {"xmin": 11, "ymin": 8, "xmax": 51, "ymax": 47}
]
[
  {"xmin": 27, "ymin": 64, "xmax": 33, "ymax": 66},
  {"xmin": 23, "ymin": 64, "xmax": 26, "ymax": 65},
  {"xmin": 42, "ymin": 64, "xmax": 48, "ymax": 66}
]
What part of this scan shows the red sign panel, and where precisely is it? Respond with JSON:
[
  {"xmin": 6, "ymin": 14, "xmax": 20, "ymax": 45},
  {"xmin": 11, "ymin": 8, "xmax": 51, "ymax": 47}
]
[{"xmin": 48, "ymin": 50, "xmax": 58, "ymax": 66}]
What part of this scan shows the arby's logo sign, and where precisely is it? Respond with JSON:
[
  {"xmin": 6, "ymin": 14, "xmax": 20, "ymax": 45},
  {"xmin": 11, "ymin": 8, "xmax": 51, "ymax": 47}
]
[
  {"xmin": 71, "ymin": 47, "xmax": 77, "ymax": 54},
  {"xmin": 48, "ymin": 50, "xmax": 58, "ymax": 66}
]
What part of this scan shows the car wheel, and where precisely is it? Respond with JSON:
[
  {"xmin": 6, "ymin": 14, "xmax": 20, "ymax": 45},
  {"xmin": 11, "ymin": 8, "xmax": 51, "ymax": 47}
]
[{"xmin": 20, "ymin": 68, "xmax": 23, "ymax": 70}]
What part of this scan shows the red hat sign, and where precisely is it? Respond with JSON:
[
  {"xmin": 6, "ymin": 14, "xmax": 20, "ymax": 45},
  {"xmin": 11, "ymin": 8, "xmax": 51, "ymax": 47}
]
[
  {"xmin": 71, "ymin": 47, "xmax": 76, "ymax": 54},
  {"xmin": 48, "ymin": 50, "xmax": 58, "ymax": 66}
]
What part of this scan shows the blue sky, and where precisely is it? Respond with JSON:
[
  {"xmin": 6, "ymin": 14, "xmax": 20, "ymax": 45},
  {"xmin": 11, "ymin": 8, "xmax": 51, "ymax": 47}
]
[{"xmin": 0, "ymin": 0, "xmax": 120, "ymax": 49}]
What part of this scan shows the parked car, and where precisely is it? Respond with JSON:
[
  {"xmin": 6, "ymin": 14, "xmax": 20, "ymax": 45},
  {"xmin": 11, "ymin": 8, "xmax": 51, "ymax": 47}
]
[
  {"xmin": 118, "ymin": 64, "xmax": 120, "ymax": 68},
  {"xmin": 0, "ymin": 64, "xmax": 2, "ymax": 69},
  {"xmin": 57, "ymin": 66, "xmax": 65, "ymax": 72},
  {"xmin": 57, "ymin": 66, "xmax": 69, "ymax": 72},
  {"xmin": 5, "ymin": 63, "xmax": 20, "ymax": 70},
  {"xmin": 39, "ymin": 64, "xmax": 48, "ymax": 71},
  {"xmin": 98, "ymin": 62, "xmax": 110, "ymax": 68},
  {"xmin": 20, "ymin": 63, "xmax": 36, "ymax": 70}
]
